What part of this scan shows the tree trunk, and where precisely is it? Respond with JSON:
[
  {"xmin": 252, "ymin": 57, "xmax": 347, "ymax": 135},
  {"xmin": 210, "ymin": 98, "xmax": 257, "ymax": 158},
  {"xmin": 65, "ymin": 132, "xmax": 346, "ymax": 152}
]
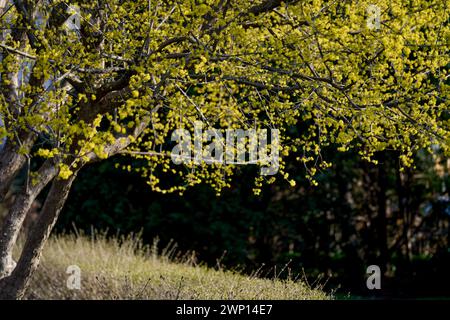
[
  {"xmin": 0, "ymin": 135, "xmax": 35, "ymax": 201},
  {"xmin": 0, "ymin": 159, "xmax": 58, "ymax": 278},
  {"xmin": 0, "ymin": 171, "xmax": 78, "ymax": 299}
]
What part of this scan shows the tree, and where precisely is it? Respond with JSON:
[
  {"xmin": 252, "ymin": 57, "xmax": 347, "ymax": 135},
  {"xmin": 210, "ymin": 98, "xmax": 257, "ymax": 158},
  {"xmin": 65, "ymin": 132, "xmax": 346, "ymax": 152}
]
[{"xmin": 0, "ymin": 0, "xmax": 448, "ymax": 299}]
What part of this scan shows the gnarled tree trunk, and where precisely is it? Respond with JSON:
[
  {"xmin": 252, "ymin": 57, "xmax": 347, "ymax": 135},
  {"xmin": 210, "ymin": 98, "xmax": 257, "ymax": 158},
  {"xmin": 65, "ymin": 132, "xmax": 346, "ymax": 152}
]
[
  {"xmin": 0, "ymin": 159, "xmax": 58, "ymax": 278},
  {"xmin": 0, "ymin": 135, "xmax": 35, "ymax": 201},
  {"xmin": 0, "ymin": 170, "xmax": 79, "ymax": 299}
]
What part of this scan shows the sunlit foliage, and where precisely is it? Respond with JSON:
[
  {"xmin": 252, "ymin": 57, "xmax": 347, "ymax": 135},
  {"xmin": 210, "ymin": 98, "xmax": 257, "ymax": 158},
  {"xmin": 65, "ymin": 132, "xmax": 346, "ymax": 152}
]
[{"xmin": 1, "ymin": 0, "xmax": 448, "ymax": 193}]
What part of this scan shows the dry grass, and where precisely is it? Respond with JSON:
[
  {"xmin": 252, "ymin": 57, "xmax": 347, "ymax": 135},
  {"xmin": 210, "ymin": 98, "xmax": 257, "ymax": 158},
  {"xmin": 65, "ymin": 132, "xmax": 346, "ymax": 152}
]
[{"xmin": 22, "ymin": 233, "xmax": 330, "ymax": 300}]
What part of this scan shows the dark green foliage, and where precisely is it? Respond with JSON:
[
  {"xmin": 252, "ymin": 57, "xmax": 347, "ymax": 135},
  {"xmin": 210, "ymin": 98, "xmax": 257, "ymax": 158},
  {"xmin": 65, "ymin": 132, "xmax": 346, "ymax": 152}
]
[{"xmin": 57, "ymin": 149, "xmax": 450, "ymax": 298}]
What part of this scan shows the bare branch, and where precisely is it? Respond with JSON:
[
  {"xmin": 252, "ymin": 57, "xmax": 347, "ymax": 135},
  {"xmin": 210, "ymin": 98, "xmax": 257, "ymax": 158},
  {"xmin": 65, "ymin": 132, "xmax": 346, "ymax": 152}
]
[{"xmin": 0, "ymin": 43, "xmax": 35, "ymax": 59}]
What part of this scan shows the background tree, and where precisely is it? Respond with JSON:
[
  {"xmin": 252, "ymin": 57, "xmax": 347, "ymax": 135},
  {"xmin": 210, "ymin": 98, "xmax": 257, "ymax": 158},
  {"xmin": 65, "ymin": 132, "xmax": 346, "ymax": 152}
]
[
  {"xmin": 0, "ymin": 0, "xmax": 448, "ymax": 299},
  {"xmin": 56, "ymin": 148, "xmax": 450, "ymax": 298}
]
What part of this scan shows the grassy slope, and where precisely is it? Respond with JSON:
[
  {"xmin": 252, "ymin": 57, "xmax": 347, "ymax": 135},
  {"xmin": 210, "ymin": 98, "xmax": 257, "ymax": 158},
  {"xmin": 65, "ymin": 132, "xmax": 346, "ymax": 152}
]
[{"xmin": 23, "ymin": 234, "xmax": 329, "ymax": 300}]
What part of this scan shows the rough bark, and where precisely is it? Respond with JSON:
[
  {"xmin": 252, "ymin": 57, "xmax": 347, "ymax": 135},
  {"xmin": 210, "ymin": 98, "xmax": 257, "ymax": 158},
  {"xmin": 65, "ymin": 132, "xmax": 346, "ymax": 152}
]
[
  {"xmin": 0, "ymin": 171, "xmax": 78, "ymax": 299},
  {"xmin": 0, "ymin": 135, "xmax": 35, "ymax": 201},
  {"xmin": 0, "ymin": 159, "xmax": 58, "ymax": 278}
]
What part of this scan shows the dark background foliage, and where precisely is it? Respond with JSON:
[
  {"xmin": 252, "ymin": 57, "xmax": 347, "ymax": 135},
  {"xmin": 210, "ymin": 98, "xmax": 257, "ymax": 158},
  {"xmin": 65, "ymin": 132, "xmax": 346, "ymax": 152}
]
[{"xmin": 52, "ymin": 146, "xmax": 450, "ymax": 298}]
